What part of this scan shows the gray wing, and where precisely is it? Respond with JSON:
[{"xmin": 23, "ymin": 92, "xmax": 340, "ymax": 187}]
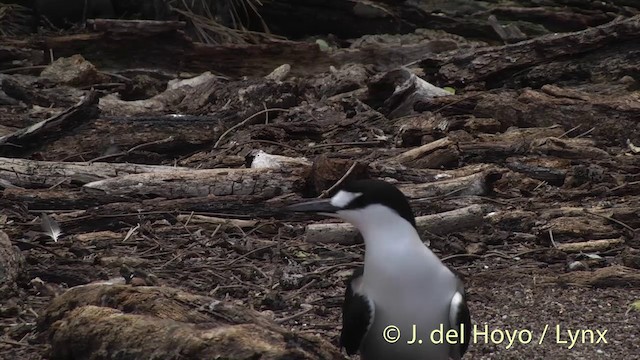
[
  {"xmin": 339, "ymin": 267, "xmax": 375, "ymax": 355},
  {"xmin": 449, "ymin": 278, "xmax": 471, "ymax": 359}
]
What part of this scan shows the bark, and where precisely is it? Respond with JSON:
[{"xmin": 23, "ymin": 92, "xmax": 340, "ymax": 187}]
[
  {"xmin": 82, "ymin": 167, "xmax": 309, "ymax": 198},
  {"xmin": 0, "ymin": 157, "xmax": 190, "ymax": 188}
]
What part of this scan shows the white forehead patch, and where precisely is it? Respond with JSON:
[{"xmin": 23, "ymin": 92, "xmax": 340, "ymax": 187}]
[{"xmin": 330, "ymin": 190, "xmax": 362, "ymax": 208}]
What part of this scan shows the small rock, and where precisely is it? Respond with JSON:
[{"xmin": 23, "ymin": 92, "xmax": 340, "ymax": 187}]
[
  {"xmin": 40, "ymin": 54, "xmax": 102, "ymax": 86},
  {"xmin": 265, "ymin": 64, "xmax": 291, "ymax": 82},
  {"xmin": 466, "ymin": 242, "xmax": 487, "ymax": 255}
]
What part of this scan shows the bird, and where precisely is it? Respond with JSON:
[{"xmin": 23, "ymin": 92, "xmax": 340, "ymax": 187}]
[{"xmin": 286, "ymin": 179, "xmax": 471, "ymax": 359}]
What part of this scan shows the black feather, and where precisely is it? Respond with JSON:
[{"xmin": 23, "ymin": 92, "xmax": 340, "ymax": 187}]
[{"xmin": 339, "ymin": 267, "xmax": 373, "ymax": 355}]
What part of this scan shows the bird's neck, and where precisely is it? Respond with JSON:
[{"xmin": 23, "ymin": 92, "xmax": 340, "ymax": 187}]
[{"xmin": 356, "ymin": 217, "xmax": 425, "ymax": 262}]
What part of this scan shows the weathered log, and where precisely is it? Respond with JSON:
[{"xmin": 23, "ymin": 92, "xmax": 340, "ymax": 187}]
[
  {"xmin": 83, "ymin": 167, "xmax": 308, "ymax": 198},
  {"xmin": 41, "ymin": 284, "xmax": 345, "ymax": 360},
  {"xmin": 370, "ymin": 162, "xmax": 495, "ymax": 183},
  {"xmin": 0, "ymin": 231, "xmax": 24, "ymax": 299},
  {"xmin": 0, "ymin": 91, "xmax": 98, "ymax": 157},
  {"xmin": 552, "ymin": 265, "xmax": 640, "ymax": 287},
  {"xmin": 1, "ymin": 20, "xmax": 455, "ymax": 77},
  {"xmin": 398, "ymin": 169, "xmax": 502, "ymax": 199},
  {"xmin": 175, "ymin": 214, "xmax": 258, "ymax": 229},
  {"xmin": 391, "ymin": 137, "xmax": 453, "ymax": 164},
  {"xmin": 0, "ymin": 157, "xmax": 191, "ymax": 188},
  {"xmin": 421, "ymin": 15, "xmax": 640, "ymax": 87},
  {"xmin": 505, "ymin": 156, "xmax": 568, "ymax": 186},
  {"xmin": 366, "ymin": 68, "xmax": 450, "ymax": 118},
  {"xmin": 557, "ymin": 238, "xmax": 625, "ymax": 253},
  {"xmin": 259, "ymin": 0, "xmax": 630, "ymax": 41},
  {"xmin": 87, "ymin": 19, "xmax": 185, "ymax": 33},
  {"xmin": 302, "ymin": 204, "xmax": 490, "ymax": 244},
  {"xmin": 1, "ymin": 188, "xmax": 126, "ymax": 210},
  {"xmin": 417, "ymin": 87, "xmax": 640, "ymax": 147}
]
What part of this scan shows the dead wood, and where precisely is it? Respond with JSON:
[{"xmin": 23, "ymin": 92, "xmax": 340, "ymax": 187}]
[
  {"xmin": 1, "ymin": 20, "xmax": 455, "ymax": 77},
  {"xmin": 0, "ymin": 73, "xmax": 88, "ymax": 107},
  {"xmin": 1, "ymin": 188, "xmax": 124, "ymax": 211},
  {"xmin": 537, "ymin": 215, "xmax": 624, "ymax": 243},
  {"xmin": 416, "ymin": 87, "xmax": 640, "ymax": 146},
  {"xmin": 0, "ymin": 157, "xmax": 190, "ymax": 188},
  {"xmin": 366, "ymin": 67, "xmax": 450, "ymax": 118},
  {"xmin": 83, "ymin": 167, "xmax": 308, "ymax": 198},
  {"xmin": 175, "ymin": 214, "xmax": 258, "ymax": 229},
  {"xmin": 557, "ymin": 238, "xmax": 625, "ymax": 253},
  {"xmin": 0, "ymin": 231, "xmax": 25, "ymax": 299},
  {"xmin": 505, "ymin": 156, "xmax": 568, "ymax": 186},
  {"xmin": 398, "ymin": 169, "xmax": 502, "ymax": 199},
  {"xmin": 87, "ymin": 19, "xmax": 186, "ymax": 33},
  {"xmin": 0, "ymin": 45, "xmax": 44, "ymax": 68},
  {"xmin": 391, "ymin": 137, "xmax": 453, "ymax": 165},
  {"xmin": 0, "ymin": 92, "xmax": 98, "ymax": 157},
  {"xmin": 370, "ymin": 162, "xmax": 495, "ymax": 183},
  {"xmin": 41, "ymin": 284, "xmax": 345, "ymax": 360},
  {"xmin": 552, "ymin": 265, "xmax": 640, "ymax": 287},
  {"xmin": 302, "ymin": 204, "xmax": 490, "ymax": 244},
  {"xmin": 421, "ymin": 15, "xmax": 640, "ymax": 87}
]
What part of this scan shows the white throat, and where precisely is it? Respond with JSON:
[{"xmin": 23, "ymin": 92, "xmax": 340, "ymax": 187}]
[
  {"xmin": 336, "ymin": 204, "xmax": 424, "ymax": 259},
  {"xmin": 336, "ymin": 204, "xmax": 447, "ymax": 298}
]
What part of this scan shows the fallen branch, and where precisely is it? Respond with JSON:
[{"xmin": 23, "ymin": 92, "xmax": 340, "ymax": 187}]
[
  {"xmin": 302, "ymin": 204, "xmax": 490, "ymax": 244},
  {"xmin": 83, "ymin": 167, "xmax": 308, "ymax": 198},
  {"xmin": 552, "ymin": 265, "xmax": 640, "ymax": 287},
  {"xmin": 0, "ymin": 157, "xmax": 189, "ymax": 188},
  {"xmin": 0, "ymin": 92, "xmax": 99, "ymax": 157},
  {"xmin": 556, "ymin": 238, "xmax": 625, "ymax": 253},
  {"xmin": 421, "ymin": 15, "xmax": 640, "ymax": 86}
]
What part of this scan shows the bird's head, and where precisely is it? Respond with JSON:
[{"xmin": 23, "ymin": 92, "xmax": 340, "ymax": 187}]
[{"xmin": 286, "ymin": 179, "xmax": 416, "ymax": 231}]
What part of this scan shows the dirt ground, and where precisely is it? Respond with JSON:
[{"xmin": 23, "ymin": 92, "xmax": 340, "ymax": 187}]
[{"xmin": 1, "ymin": 2, "xmax": 640, "ymax": 360}]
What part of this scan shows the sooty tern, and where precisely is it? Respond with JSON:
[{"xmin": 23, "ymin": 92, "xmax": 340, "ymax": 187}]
[{"xmin": 287, "ymin": 179, "xmax": 471, "ymax": 360}]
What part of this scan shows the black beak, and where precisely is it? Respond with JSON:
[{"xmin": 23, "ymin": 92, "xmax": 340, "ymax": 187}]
[{"xmin": 285, "ymin": 199, "xmax": 340, "ymax": 214}]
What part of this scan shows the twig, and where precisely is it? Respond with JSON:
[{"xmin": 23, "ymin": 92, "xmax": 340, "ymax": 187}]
[
  {"xmin": 609, "ymin": 180, "xmax": 640, "ymax": 192},
  {"xmin": 309, "ymin": 141, "xmax": 383, "ymax": 149},
  {"xmin": 317, "ymin": 162, "xmax": 359, "ymax": 199},
  {"xmin": 214, "ymin": 108, "xmax": 289, "ymax": 148},
  {"xmin": 228, "ymin": 243, "xmax": 277, "ymax": 266},
  {"xmin": 274, "ymin": 306, "xmax": 314, "ymax": 324},
  {"xmin": 548, "ymin": 229, "xmax": 558, "ymax": 248},
  {"xmin": 559, "ymin": 124, "xmax": 581, "ymax": 138},
  {"xmin": 575, "ymin": 127, "xmax": 596, "ymax": 138},
  {"xmin": 533, "ymin": 181, "xmax": 548, "ymax": 191}
]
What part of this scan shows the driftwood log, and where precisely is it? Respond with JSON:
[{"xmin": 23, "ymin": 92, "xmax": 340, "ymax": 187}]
[
  {"xmin": 0, "ymin": 91, "xmax": 99, "ymax": 157},
  {"xmin": 302, "ymin": 204, "xmax": 491, "ymax": 244},
  {"xmin": 0, "ymin": 157, "xmax": 190, "ymax": 188},
  {"xmin": 83, "ymin": 167, "xmax": 309, "ymax": 198},
  {"xmin": 40, "ymin": 284, "xmax": 346, "ymax": 360},
  {"xmin": 551, "ymin": 265, "xmax": 640, "ymax": 287}
]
